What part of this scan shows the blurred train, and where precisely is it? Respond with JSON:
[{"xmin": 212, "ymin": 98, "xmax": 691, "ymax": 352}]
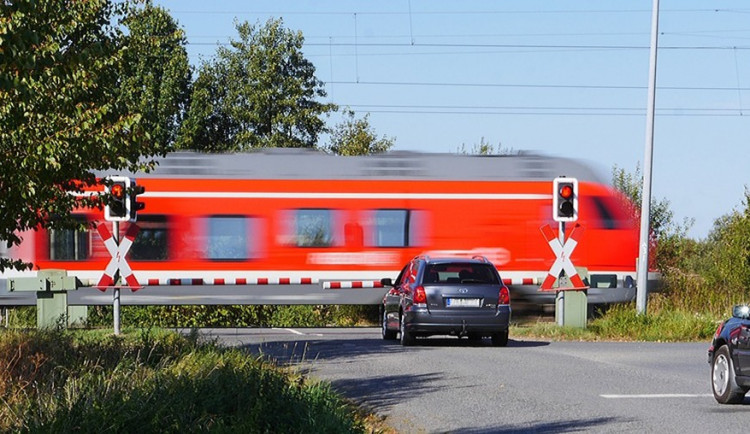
[{"xmin": 0, "ymin": 149, "xmax": 659, "ymax": 305}]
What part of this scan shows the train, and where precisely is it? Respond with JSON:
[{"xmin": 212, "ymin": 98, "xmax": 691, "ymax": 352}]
[{"xmin": 0, "ymin": 149, "xmax": 659, "ymax": 306}]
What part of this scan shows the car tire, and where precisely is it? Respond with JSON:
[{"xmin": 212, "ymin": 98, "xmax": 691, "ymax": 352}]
[
  {"xmin": 491, "ymin": 330, "xmax": 509, "ymax": 347},
  {"xmin": 712, "ymin": 345, "xmax": 747, "ymax": 404},
  {"xmin": 382, "ymin": 310, "xmax": 397, "ymax": 340},
  {"xmin": 400, "ymin": 313, "xmax": 415, "ymax": 346}
]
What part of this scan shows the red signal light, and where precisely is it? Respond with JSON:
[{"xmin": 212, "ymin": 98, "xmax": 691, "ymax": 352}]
[
  {"xmin": 560, "ymin": 185, "xmax": 574, "ymax": 199},
  {"xmin": 111, "ymin": 183, "xmax": 125, "ymax": 199}
]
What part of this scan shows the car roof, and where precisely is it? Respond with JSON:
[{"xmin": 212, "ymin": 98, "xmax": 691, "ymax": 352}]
[{"xmin": 417, "ymin": 256, "xmax": 492, "ymax": 265}]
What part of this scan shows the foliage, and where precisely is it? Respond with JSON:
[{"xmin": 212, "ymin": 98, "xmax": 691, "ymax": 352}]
[
  {"xmin": 323, "ymin": 109, "xmax": 395, "ymax": 155},
  {"xmin": 658, "ymin": 189, "xmax": 750, "ymax": 314},
  {"xmin": 119, "ymin": 1, "xmax": 191, "ymax": 149},
  {"xmin": 85, "ymin": 305, "xmax": 380, "ymax": 328},
  {"xmin": 511, "ymin": 302, "xmax": 718, "ymax": 342},
  {"xmin": 456, "ymin": 137, "xmax": 516, "ymax": 155},
  {"xmin": 0, "ymin": 0, "xmax": 164, "ymax": 271},
  {"xmin": 611, "ymin": 164, "xmax": 693, "ymax": 271},
  {"xmin": 177, "ymin": 18, "xmax": 336, "ymax": 151},
  {"xmin": 0, "ymin": 328, "xmax": 373, "ymax": 433}
]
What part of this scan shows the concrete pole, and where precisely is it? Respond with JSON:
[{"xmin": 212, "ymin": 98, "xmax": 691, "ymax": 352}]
[{"xmin": 637, "ymin": 0, "xmax": 660, "ymax": 315}]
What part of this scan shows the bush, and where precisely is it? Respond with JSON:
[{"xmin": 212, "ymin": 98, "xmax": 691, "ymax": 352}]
[
  {"xmin": 0, "ymin": 328, "xmax": 372, "ymax": 433},
  {"xmin": 86, "ymin": 305, "xmax": 379, "ymax": 328}
]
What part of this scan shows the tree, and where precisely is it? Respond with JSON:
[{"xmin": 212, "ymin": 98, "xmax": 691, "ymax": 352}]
[
  {"xmin": 0, "ymin": 0, "xmax": 161, "ymax": 271},
  {"xmin": 177, "ymin": 18, "xmax": 336, "ymax": 151},
  {"xmin": 611, "ymin": 164, "xmax": 692, "ymax": 270},
  {"xmin": 119, "ymin": 1, "xmax": 191, "ymax": 150},
  {"xmin": 323, "ymin": 109, "xmax": 395, "ymax": 156},
  {"xmin": 457, "ymin": 137, "xmax": 516, "ymax": 155}
]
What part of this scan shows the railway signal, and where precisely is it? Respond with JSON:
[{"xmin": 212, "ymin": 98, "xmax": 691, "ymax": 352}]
[
  {"xmin": 553, "ymin": 177, "xmax": 578, "ymax": 222},
  {"xmin": 130, "ymin": 181, "xmax": 146, "ymax": 221},
  {"xmin": 104, "ymin": 176, "xmax": 130, "ymax": 222}
]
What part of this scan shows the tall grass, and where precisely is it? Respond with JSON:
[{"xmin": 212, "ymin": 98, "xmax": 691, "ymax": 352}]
[{"xmin": 0, "ymin": 328, "xmax": 377, "ymax": 433}]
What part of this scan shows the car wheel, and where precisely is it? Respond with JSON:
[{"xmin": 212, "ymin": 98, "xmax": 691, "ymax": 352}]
[
  {"xmin": 491, "ymin": 330, "xmax": 509, "ymax": 347},
  {"xmin": 382, "ymin": 310, "xmax": 397, "ymax": 340},
  {"xmin": 712, "ymin": 345, "xmax": 747, "ymax": 404},
  {"xmin": 400, "ymin": 313, "xmax": 415, "ymax": 346}
]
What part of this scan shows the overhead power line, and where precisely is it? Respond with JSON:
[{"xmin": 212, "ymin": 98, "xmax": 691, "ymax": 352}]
[
  {"xmin": 187, "ymin": 40, "xmax": 750, "ymax": 51},
  {"xmin": 327, "ymin": 80, "xmax": 750, "ymax": 92}
]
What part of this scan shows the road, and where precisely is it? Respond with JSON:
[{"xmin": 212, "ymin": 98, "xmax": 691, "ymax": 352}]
[{"xmin": 197, "ymin": 327, "xmax": 748, "ymax": 434}]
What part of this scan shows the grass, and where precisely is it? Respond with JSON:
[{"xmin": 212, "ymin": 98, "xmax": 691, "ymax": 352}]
[
  {"xmin": 0, "ymin": 327, "xmax": 388, "ymax": 433},
  {"xmin": 511, "ymin": 301, "xmax": 721, "ymax": 342}
]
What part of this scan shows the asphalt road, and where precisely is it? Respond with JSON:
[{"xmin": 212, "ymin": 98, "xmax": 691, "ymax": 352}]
[{"xmin": 196, "ymin": 327, "xmax": 749, "ymax": 434}]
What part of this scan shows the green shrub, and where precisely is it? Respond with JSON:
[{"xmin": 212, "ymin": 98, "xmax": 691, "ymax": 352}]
[{"xmin": 0, "ymin": 329, "xmax": 371, "ymax": 433}]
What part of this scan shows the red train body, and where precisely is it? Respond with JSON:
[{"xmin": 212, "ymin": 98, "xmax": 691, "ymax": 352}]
[{"xmin": 1, "ymin": 150, "xmax": 659, "ymax": 305}]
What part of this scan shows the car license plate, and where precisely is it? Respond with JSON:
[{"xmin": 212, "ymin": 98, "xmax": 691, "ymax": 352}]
[{"xmin": 446, "ymin": 298, "xmax": 481, "ymax": 307}]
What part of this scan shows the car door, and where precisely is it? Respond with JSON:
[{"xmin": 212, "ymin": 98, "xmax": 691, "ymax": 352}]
[
  {"xmin": 383, "ymin": 264, "xmax": 408, "ymax": 317},
  {"xmin": 736, "ymin": 318, "xmax": 750, "ymax": 376}
]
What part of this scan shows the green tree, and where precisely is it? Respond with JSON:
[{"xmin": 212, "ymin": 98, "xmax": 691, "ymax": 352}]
[
  {"xmin": 0, "ymin": 0, "xmax": 161, "ymax": 271},
  {"xmin": 611, "ymin": 164, "xmax": 692, "ymax": 270},
  {"xmin": 323, "ymin": 109, "xmax": 395, "ymax": 155},
  {"xmin": 177, "ymin": 18, "xmax": 336, "ymax": 151},
  {"xmin": 700, "ymin": 190, "xmax": 750, "ymax": 293},
  {"xmin": 457, "ymin": 137, "xmax": 516, "ymax": 155},
  {"xmin": 119, "ymin": 1, "xmax": 191, "ymax": 150}
]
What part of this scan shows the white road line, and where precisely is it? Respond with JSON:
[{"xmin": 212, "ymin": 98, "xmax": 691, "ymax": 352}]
[
  {"xmin": 601, "ymin": 394, "xmax": 713, "ymax": 399},
  {"xmin": 272, "ymin": 328, "xmax": 324, "ymax": 337}
]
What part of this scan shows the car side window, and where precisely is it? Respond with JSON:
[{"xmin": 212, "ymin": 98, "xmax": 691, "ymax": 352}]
[{"xmin": 394, "ymin": 264, "xmax": 409, "ymax": 286}]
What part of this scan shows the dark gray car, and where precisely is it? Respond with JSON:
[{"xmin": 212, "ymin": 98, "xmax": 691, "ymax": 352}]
[{"xmin": 381, "ymin": 256, "xmax": 511, "ymax": 346}]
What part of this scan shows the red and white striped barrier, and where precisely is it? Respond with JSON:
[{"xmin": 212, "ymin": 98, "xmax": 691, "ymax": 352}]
[
  {"xmin": 96, "ymin": 223, "xmax": 142, "ymax": 291},
  {"xmin": 503, "ymin": 277, "xmax": 540, "ymax": 286},
  {"xmin": 323, "ymin": 281, "xmax": 385, "ymax": 289},
  {"xmin": 539, "ymin": 224, "xmax": 587, "ymax": 291},
  {"xmin": 143, "ymin": 277, "xmax": 315, "ymax": 286},
  {"xmin": 83, "ymin": 276, "xmax": 543, "ymax": 288}
]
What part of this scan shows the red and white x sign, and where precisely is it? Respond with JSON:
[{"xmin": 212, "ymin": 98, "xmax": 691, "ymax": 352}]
[
  {"xmin": 539, "ymin": 224, "xmax": 587, "ymax": 291},
  {"xmin": 96, "ymin": 222, "xmax": 141, "ymax": 291}
]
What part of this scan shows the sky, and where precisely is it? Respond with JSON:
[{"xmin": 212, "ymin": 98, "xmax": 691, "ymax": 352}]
[{"xmin": 154, "ymin": 0, "xmax": 750, "ymax": 240}]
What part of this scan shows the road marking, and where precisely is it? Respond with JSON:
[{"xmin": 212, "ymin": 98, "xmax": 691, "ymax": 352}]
[
  {"xmin": 273, "ymin": 328, "xmax": 324, "ymax": 337},
  {"xmin": 601, "ymin": 394, "xmax": 713, "ymax": 399}
]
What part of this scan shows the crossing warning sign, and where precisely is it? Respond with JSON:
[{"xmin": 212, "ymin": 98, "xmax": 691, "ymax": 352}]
[
  {"xmin": 539, "ymin": 223, "xmax": 588, "ymax": 291},
  {"xmin": 96, "ymin": 222, "xmax": 141, "ymax": 291}
]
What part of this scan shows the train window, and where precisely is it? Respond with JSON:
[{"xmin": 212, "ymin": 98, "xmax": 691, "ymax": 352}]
[
  {"xmin": 366, "ymin": 209, "xmax": 426, "ymax": 247},
  {"xmin": 49, "ymin": 217, "xmax": 90, "ymax": 261},
  {"xmin": 591, "ymin": 196, "xmax": 626, "ymax": 230},
  {"xmin": 206, "ymin": 216, "xmax": 253, "ymax": 260},
  {"xmin": 372, "ymin": 209, "xmax": 409, "ymax": 247},
  {"xmin": 295, "ymin": 209, "xmax": 334, "ymax": 247},
  {"xmin": 129, "ymin": 216, "xmax": 168, "ymax": 261}
]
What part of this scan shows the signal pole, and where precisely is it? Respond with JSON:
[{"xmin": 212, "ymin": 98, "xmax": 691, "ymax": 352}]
[
  {"xmin": 113, "ymin": 221, "xmax": 121, "ymax": 335},
  {"xmin": 637, "ymin": 0, "xmax": 660, "ymax": 315}
]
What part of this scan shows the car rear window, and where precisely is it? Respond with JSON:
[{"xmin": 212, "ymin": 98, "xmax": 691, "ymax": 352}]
[{"xmin": 424, "ymin": 263, "xmax": 499, "ymax": 284}]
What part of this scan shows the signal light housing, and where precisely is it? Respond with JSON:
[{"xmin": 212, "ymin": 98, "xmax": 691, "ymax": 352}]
[
  {"xmin": 553, "ymin": 177, "xmax": 578, "ymax": 222},
  {"xmin": 103, "ymin": 176, "xmax": 145, "ymax": 222},
  {"xmin": 104, "ymin": 176, "xmax": 131, "ymax": 222},
  {"xmin": 130, "ymin": 182, "xmax": 146, "ymax": 221}
]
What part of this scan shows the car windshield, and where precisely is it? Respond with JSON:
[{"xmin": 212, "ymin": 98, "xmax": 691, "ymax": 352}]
[{"xmin": 424, "ymin": 263, "xmax": 499, "ymax": 284}]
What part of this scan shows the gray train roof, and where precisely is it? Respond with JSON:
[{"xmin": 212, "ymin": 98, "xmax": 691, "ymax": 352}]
[{"xmin": 102, "ymin": 148, "xmax": 606, "ymax": 183}]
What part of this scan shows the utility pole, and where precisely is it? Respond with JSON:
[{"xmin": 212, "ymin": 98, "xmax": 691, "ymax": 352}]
[{"xmin": 637, "ymin": 0, "xmax": 660, "ymax": 315}]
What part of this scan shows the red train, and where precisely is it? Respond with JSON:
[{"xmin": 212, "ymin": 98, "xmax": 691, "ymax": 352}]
[{"xmin": 1, "ymin": 149, "xmax": 659, "ymax": 305}]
